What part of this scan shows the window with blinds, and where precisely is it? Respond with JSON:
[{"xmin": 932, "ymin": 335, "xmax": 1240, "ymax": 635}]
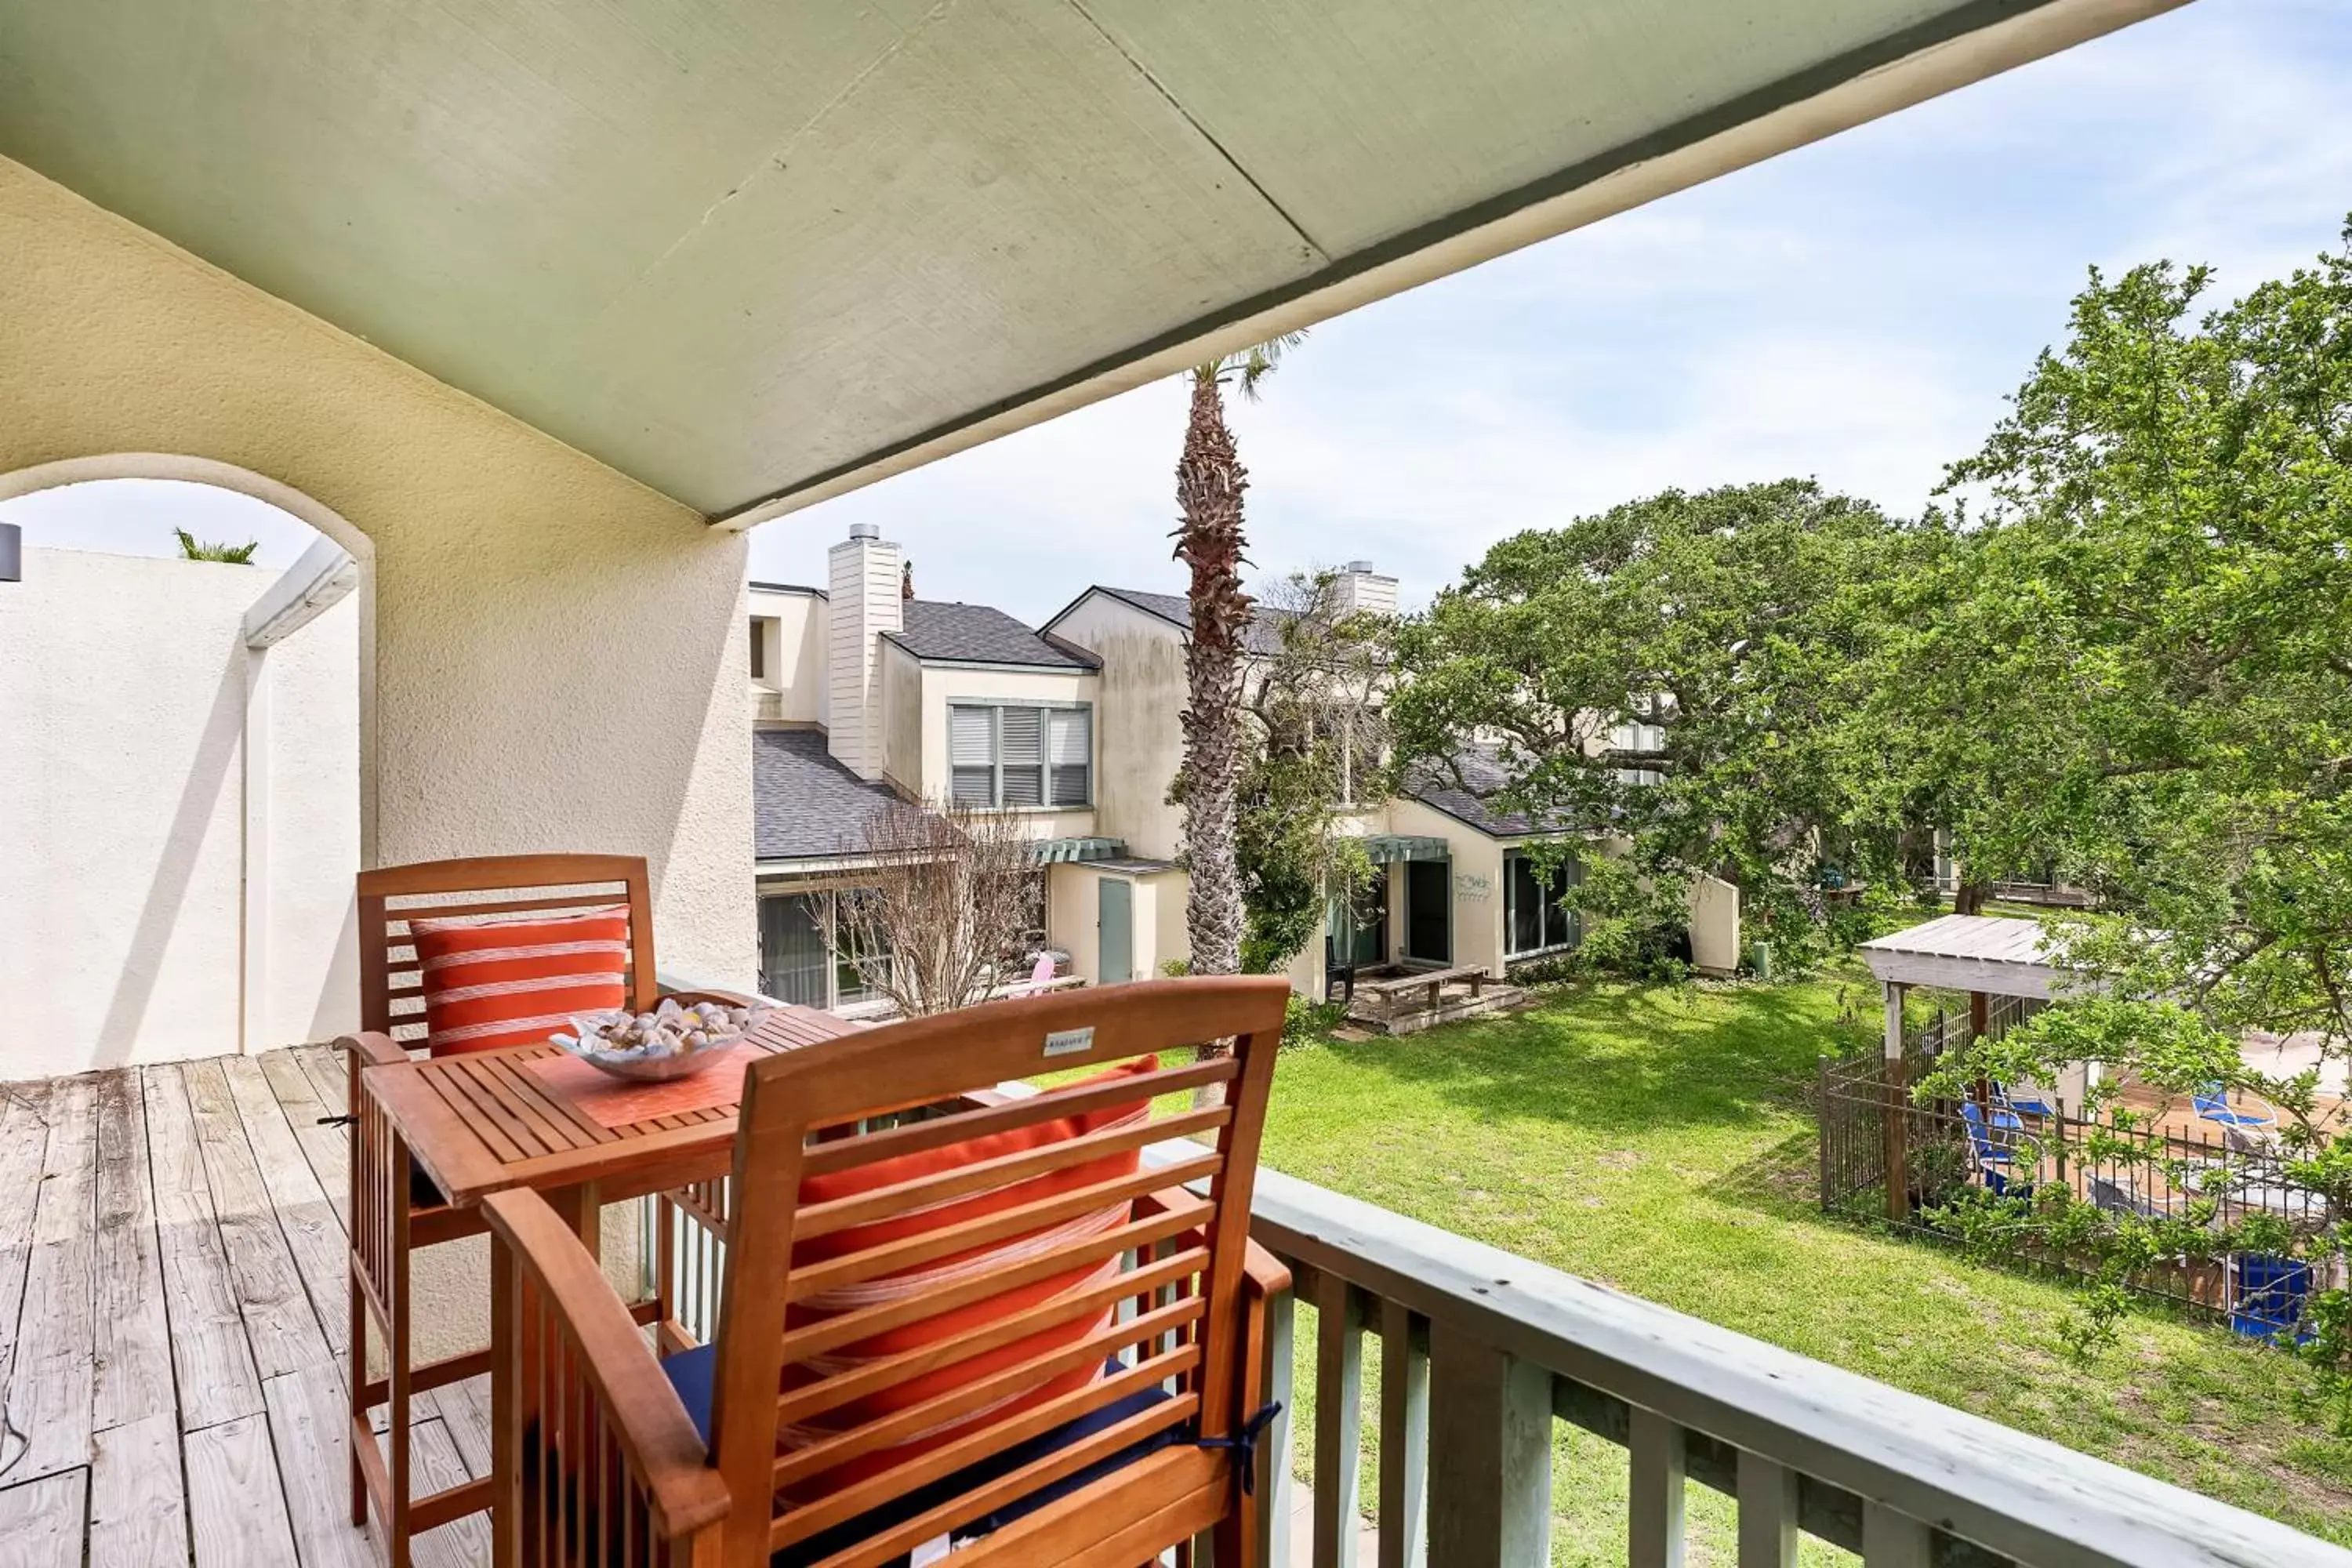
[
  {"xmin": 1047, "ymin": 708, "xmax": 1090, "ymax": 805},
  {"xmin": 949, "ymin": 706, "xmax": 996, "ymax": 806},
  {"xmin": 946, "ymin": 702, "xmax": 1091, "ymax": 808}
]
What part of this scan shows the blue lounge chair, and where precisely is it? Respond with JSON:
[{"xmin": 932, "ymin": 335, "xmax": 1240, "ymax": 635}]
[
  {"xmin": 1996, "ymin": 1080, "xmax": 2056, "ymax": 1119},
  {"xmin": 2194, "ymin": 1083, "xmax": 2274, "ymax": 1129},
  {"xmin": 2230, "ymin": 1254, "xmax": 2312, "ymax": 1343},
  {"xmin": 1960, "ymin": 1101, "xmax": 2019, "ymax": 1195}
]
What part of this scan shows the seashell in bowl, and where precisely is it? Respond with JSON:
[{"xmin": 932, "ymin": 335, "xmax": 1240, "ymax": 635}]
[{"xmin": 550, "ymin": 995, "xmax": 768, "ymax": 1082}]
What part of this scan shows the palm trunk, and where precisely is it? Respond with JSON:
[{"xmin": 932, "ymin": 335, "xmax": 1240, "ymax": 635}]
[{"xmin": 1174, "ymin": 369, "xmax": 1250, "ymax": 986}]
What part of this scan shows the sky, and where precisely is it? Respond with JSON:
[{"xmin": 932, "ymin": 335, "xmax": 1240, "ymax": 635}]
[{"xmin": 9, "ymin": 0, "xmax": 2349, "ymax": 623}]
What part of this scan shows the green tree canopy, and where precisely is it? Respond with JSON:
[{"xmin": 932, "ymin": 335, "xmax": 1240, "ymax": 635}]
[
  {"xmin": 1390, "ymin": 479, "xmax": 1922, "ymax": 968},
  {"xmin": 1882, "ymin": 223, "xmax": 2352, "ymax": 1044},
  {"xmin": 1900, "ymin": 224, "xmax": 2352, "ymax": 1396}
]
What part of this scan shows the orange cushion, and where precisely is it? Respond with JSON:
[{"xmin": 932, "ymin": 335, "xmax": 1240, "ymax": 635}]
[
  {"xmin": 781, "ymin": 1056, "xmax": 1159, "ymax": 1486},
  {"xmin": 408, "ymin": 906, "xmax": 631, "ymax": 1058}
]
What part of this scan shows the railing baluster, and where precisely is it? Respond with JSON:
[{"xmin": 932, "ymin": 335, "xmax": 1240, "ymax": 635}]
[
  {"xmin": 1256, "ymin": 1275, "xmax": 1298, "ymax": 1568},
  {"xmin": 1425, "ymin": 1324, "xmax": 1551, "ymax": 1568},
  {"xmin": 1628, "ymin": 1407, "xmax": 1686, "ymax": 1568},
  {"xmin": 1313, "ymin": 1273, "xmax": 1365, "ymax": 1568},
  {"xmin": 1735, "ymin": 1450, "xmax": 1798, "ymax": 1568},
  {"xmin": 1861, "ymin": 1503, "xmax": 1932, "ymax": 1568},
  {"xmin": 1377, "ymin": 1298, "xmax": 1428, "ymax": 1568}
]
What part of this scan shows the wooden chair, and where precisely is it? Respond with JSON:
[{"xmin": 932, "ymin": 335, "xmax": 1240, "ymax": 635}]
[
  {"xmin": 481, "ymin": 975, "xmax": 1293, "ymax": 1568},
  {"xmin": 340, "ymin": 853, "xmax": 662, "ymax": 1567}
]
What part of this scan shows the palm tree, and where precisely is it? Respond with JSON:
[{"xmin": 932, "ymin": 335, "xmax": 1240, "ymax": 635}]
[
  {"xmin": 1173, "ymin": 333, "xmax": 1301, "ymax": 983},
  {"xmin": 172, "ymin": 527, "xmax": 260, "ymax": 564}
]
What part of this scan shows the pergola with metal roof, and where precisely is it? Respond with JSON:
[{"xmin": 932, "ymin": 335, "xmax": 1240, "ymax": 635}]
[{"xmin": 1857, "ymin": 913, "xmax": 2089, "ymax": 1219}]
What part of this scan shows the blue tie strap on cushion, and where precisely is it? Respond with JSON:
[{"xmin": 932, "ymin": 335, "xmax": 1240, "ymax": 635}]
[{"xmin": 1196, "ymin": 1400, "xmax": 1284, "ymax": 1495}]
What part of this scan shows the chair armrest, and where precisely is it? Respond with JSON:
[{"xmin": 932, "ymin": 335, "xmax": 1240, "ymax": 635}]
[
  {"xmin": 481, "ymin": 1189, "xmax": 731, "ymax": 1540},
  {"xmin": 1242, "ymin": 1237, "xmax": 1292, "ymax": 1303},
  {"xmin": 336, "ymin": 1029, "xmax": 412, "ymax": 1070}
]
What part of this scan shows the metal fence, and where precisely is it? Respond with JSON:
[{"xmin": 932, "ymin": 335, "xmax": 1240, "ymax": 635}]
[{"xmin": 1817, "ymin": 1001, "xmax": 2321, "ymax": 1321}]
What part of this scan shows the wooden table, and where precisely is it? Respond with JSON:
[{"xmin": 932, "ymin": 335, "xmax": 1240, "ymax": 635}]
[
  {"xmin": 358, "ymin": 1004, "xmax": 858, "ymax": 1559},
  {"xmin": 367, "ymin": 1004, "xmax": 857, "ymax": 1210}
]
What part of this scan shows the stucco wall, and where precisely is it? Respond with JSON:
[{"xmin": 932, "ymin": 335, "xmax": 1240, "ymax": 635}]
[
  {"xmin": 1045, "ymin": 594, "xmax": 1186, "ymax": 859},
  {"xmin": 1, "ymin": 154, "xmax": 754, "ymax": 985},
  {"xmin": 1047, "ymin": 863, "xmax": 1185, "ymax": 986},
  {"xmin": 1689, "ymin": 873, "xmax": 1743, "ymax": 976},
  {"xmin": 1151, "ymin": 870, "xmax": 1190, "ymax": 978},
  {"xmin": 1051, "ymin": 864, "xmax": 1103, "ymax": 985},
  {"xmin": 882, "ymin": 641, "xmax": 925, "ymax": 795},
  {"xmin": 1387, "ymin": 799, "xmax": 1512, "ymax": 981},
  {"xmin": 747, "ymin": 585, "xmax": 826, "ymax": 725},
  {"xmin": 0, "ymin": 547, "xmax": 360, "ymax": 1077}
]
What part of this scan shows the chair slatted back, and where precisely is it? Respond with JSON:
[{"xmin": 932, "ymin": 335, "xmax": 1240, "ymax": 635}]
[
  {"xmin": 705, "ymin": 975, "xmax": 1287, "ymax": 1566},
  {"xmin": 356, "ymin": 853, "xmax": 659, "ymax": 1052}
]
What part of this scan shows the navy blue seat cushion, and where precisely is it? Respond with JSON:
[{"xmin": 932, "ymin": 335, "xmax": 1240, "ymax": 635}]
[{"xmin": 659, "ymin": 1348, "xmax": 1179, "ymax": 1566}]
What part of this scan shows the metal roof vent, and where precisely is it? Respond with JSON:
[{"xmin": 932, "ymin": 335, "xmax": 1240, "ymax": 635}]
[
  {"xmin": 1341, "ymin": 558, "xmax": 1374, "ymax": 574},
  {"xmin": 847, "ymin": 521, "xmax": 880, "ymax": 541}
]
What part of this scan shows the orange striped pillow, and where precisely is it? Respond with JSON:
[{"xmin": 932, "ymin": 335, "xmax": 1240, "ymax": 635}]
[
  {"xmin": 408, "ymin": 906, "xmax": 632, "ymax": 1058},
  {"xmin": 780, "ymin": 1057, "xmax": 1158, "ymax": 1487}
]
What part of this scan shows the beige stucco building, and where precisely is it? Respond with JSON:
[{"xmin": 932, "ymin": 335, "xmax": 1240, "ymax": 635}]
[{"xmin": 741, "ymin": 548, "xmax": 1744, "ymax": 1011}]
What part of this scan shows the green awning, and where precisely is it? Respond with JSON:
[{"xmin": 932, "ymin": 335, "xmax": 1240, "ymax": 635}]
[
  {"xmin": 1362, "ymin": 834, "xmax": 1449, "ymax": 863},
  {"xmin": 1032, "ymin": 837, "xmax": 1127, "ymax": 864}
]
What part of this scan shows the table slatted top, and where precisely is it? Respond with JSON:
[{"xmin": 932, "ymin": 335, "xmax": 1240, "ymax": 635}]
[{"xmin": 367, "ymin": 1004, "xmax": 858, "ymax": 1204}]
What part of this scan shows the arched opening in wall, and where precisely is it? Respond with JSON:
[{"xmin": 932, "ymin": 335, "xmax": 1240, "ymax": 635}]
[{"xmin": 0, "ymin": 466, "xmax": 370, "ymax": 1076}]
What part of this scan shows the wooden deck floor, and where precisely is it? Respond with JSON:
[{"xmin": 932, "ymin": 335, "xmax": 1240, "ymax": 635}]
[{"xmin": 0, "ymin": 1047, "xmax": 491, "ymax": 1567}]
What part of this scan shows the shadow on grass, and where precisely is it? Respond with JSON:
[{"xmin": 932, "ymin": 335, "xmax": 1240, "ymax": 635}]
[
  {"xmin": 1312, "ymin": 978, "xmax": 1867, "ymax": 1138},
  {"xmin": 1702, "ymin": 1125, "xmax": 1822, "ymax": 1217}
]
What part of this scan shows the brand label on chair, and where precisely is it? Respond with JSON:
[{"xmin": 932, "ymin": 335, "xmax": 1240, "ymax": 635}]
[{"xmin": 1042, "ymin": 1026, "xmax": 1094, "ymax": 1058}]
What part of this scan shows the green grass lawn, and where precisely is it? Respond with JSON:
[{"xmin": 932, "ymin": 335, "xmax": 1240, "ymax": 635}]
[{"xmin": 1259, "ymin": 968, "xmax": 2352, "ymax": 1562}]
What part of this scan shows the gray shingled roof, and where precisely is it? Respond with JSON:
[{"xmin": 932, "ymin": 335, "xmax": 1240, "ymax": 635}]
[
  {"xmin": 1080, "ymin": 586, "xmax": 1296, "ymax": 658},
  {"xmin": 1403, "ymin": 745, "xmax": 1572, "ymax": 839},
  {"xmin": 884, "ymin": 601, "xmax": 1096, "ymax": 669},
  {"xmin": 753, "ymin": 728, "xmax": 901, "ymax": 861}
]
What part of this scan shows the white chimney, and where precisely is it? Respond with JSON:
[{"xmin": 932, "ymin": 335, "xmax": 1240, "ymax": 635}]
[
  {"xmin": 827, "ymin": 522, "xmax": 902, "ymax": 779},
  {"xmin": 1332, "ymin": 560, "xmax": 1398, "ymax": 618}
]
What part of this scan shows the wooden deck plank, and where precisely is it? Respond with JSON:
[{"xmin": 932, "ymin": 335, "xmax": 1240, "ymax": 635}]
[
  {"xmin": 142, "ymin": 1065, "xmax": 265, "ymax": 1432},
  {"xmin": 428, "ymin": 1375, "xmax": 495, "ymax": 1483},
  {"xmin": 263, "ymin": 1364, "xmax": 378, "ymax": 1568},
  {"xmin": 182, "ymin": 1058, "xmax": 334, "ymax": 1381},
  {"xmin": 186, "ymin": 1411, "xmax": 300, "ymax": 1568},
  {"xmin": 408, "ymin": 1416, "xmax": 493, "ymax": 1568},
  {"xmin": 92, "ymin": 1410, "xmax": 191, "ymax": 1568},
  {"xmin": 0, "ymin": 1083, "xmax": 53, "ymax": 1408},
  {"xmin": 296, "ymin": 1044, "xmax": 353, "ymax": 1120},
  {"xmin": 93, "ymin": 1068, "xmax": 176, "ymax": 1433},
  {"xmin": 0, "ymin": 1468, "xmax": 88, "ymax": 1568},
  {"xmin": 260, "ymin": 1049, "xmax": 353, "ymax": 1232},
  {"xmin": 1, "ymin": 1071, "xmax": 97, "ymax": 1485},
  {"xmin": 223, "ymin": 1055, "xmax": 351, "ymax": 1367}
]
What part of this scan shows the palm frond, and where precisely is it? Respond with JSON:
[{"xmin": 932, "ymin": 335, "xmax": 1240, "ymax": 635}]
[
  {"xmin": 1192, "ymin": 330, "xmax": 1308, "ymax": 400},
  {"xmin": 1236, "ymin": 329, "xmax": 1307, "ymax": 402}
]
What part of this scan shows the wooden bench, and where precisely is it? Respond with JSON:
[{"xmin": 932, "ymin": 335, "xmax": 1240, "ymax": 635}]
[{"xmin": 1355, "ymin": 962, "xmax": 1492, "ymax": 1015}]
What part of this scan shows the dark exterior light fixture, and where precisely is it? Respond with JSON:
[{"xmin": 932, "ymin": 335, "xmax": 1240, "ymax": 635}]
[{"xmin": 0, "ymin": 522, "xmax": 19, "ymax": 583}]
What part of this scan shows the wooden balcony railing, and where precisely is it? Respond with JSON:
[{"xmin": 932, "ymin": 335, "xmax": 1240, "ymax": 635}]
[{"xmin": 1238, "ymin": 1163, "xmax": 2349, "ymax": 1568}]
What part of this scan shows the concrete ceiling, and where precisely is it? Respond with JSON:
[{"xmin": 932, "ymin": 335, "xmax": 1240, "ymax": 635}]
[{"xmin": 0, "ymin": 0, "xmax": 2180, "ymax": 524}]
